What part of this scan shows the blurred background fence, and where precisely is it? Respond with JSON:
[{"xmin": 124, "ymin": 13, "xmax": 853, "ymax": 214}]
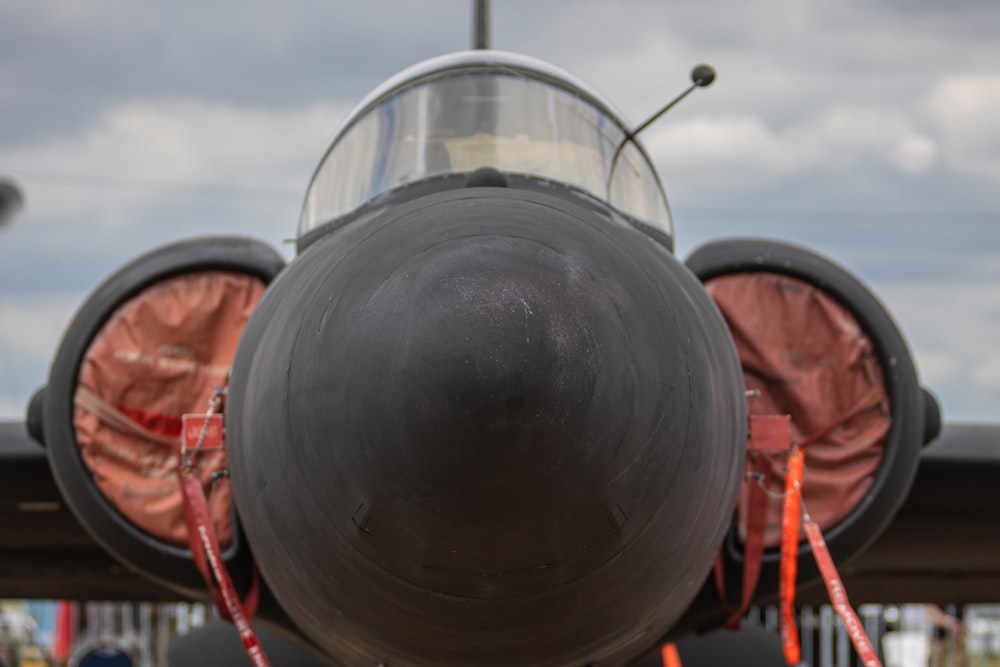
[{"xmin": 2, "ymin": 600, "xmax": 999, "ymax": 666}]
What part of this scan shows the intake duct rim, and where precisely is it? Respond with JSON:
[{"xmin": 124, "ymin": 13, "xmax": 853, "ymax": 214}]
[
  {"xmin": 43, "ymin": 236, "xmax": 286, "ymax": 598},
  {"xmin": 685, "ymin": 238, "xmax": 924, "ymax": 593}
]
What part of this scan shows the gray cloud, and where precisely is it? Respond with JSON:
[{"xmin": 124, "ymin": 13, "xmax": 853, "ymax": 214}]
[
  {"xmin": 0, "ymin": 1, "xmax": 998, "ymax": 422},
  {"xmin": 0, "ymin": 2, "xmax": 465, "ymax": 146}
]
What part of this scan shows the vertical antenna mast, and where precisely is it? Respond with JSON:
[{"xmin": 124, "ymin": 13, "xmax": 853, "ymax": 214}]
[{"xmin": 473, "ymin": 0, "xmax": 490, "ymax": 49}]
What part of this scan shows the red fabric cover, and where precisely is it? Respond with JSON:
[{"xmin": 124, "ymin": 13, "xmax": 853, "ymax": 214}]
[
  {"xmin": 706, "ymin": 272, "xmax": 890, "ymax": 548},
  {"xmin": 74, "ymin": 270, "xmax": 266, "ymax": 548}
]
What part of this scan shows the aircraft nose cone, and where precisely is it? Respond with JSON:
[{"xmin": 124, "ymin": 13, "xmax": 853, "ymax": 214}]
[
  {"xmin": 227, "ymin": 188, "xmax": 747, "ymax": 666},
  {"xmin": 334, "ymin": 229, "xmax": 642, "ymax": 586},
  {"xmin": 354, "ymin": 233, "xmax": 626, "ymax": 521}
]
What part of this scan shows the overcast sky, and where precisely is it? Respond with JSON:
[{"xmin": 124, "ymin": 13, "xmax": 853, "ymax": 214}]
[{"xmin": 0, "ymin": 0, "xmax": 998, "ymax": 424}]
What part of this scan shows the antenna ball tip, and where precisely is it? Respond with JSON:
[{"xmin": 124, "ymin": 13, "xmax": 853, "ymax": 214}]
[{"xmin": 691, "ymin": 64, "xmax": 716, "ymax": 87}]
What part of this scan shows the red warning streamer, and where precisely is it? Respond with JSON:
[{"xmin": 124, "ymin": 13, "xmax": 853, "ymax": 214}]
[
  {"xmin": 178, "ymin": 389, "xmax": 272, "ymax": 666},
  {"xmin": 779, "ymin": 448, "xmax": 804, "ymax": 664},
  {"xmin": 803, "ymin": 520, "xmax": 882, "ymax": 667},
  {"xmin": 660, "ymin": 642, "xmax": 683, "ymax": 667},
  {"xmin": 179, "ymin": 466, "xmax": 272, "ymax": 667}
]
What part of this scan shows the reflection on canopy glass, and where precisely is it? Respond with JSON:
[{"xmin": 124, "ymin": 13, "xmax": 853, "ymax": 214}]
[{"xmin": 300, "ymin": 71, "xmax": 670, "ymax": 235}]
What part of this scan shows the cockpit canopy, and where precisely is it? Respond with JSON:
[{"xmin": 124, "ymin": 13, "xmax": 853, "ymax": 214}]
[{"xmin": 298, "ymin": 50, "xmax": 672, "ymax": 241}]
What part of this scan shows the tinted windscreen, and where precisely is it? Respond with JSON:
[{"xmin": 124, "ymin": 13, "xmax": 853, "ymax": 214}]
[{"xmin": 300, "ymin": 72, "xmax": 670, "ymax": 235}]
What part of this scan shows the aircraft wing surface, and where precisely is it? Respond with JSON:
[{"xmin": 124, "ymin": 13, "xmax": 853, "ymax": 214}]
[{"xmin": 2, "ymin": 419, "xmax": 998, "ymax": 605}]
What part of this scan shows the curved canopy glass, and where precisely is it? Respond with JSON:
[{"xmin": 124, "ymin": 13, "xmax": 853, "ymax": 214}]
[{"xmin": 299, "ymin": 51, "xmax": 671, "ymax": 239}]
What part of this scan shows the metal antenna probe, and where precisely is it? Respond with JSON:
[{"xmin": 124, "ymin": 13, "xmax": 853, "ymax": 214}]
[
  {"xmin": 605, "ymin": 64, "xmax": 717, "ymax": 197},
  {"xmin": 473, "ymin": 0, "xmax": 490, "ymax": 49}
]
